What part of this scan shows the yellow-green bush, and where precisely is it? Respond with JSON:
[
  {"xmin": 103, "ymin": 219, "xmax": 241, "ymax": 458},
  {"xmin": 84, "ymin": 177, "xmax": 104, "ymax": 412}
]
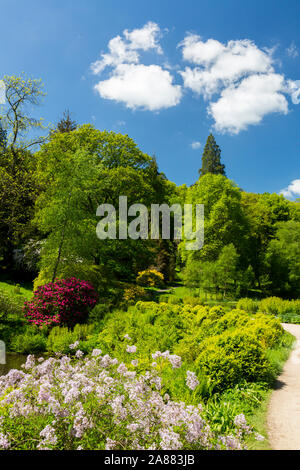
[
  {"xmin": 258, "ymin": 297, "xmax": 300, "ymax": 316},
  {"xmin": 258, "ymin": 297, "xmax": 284, "ymax": 315},
  {"xmin": 181, "ymin": 296, "xmax": 204, "ymax": 307},
  {"xmin": 123, "ymin": 285, "xmax": 149, "ymax": 304},
  {"xmin": 236, "ymin": 298, "xmax": 258, "ymax": 313},
  {"xmin": 46, "ymin": 323, "xmax": 95, "ymax": 353},
  {"xmin": 180, "ymin": 304, "xmax": 209, "ymax": 329},
  {"xmin": 167, "ymin": 296, "xmax": 183, "ymax": 305},
  {"xmin": 34, "ymin": 264, "xmax": 106, "ymax": 292},
  {"xmin": 206, "ymin": 305, "xmax": 227, "ymax": 320},
  {"xmin": 205, "ymin": 309, "xmax": 251, "ymax": 336},
  {"xmin": 246, "ymin": 314, "xmax": 283, "ymax": 349},
  {"xmin": 136, "ymin": 269, "xmax": 164, "ymax": 288},
  {"xmin": 195, "ymin": 330, "xmax": 270, "ymax": 391}
]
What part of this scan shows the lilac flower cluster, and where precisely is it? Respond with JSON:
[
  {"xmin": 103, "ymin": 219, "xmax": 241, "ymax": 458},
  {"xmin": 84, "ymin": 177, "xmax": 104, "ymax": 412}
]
[
  {"xmin": 0, "ymin": 349, "xmax": 257, "ymax": 450},
  {"xmin": 152, "ymin": 350, "xmax": 182, "ymax": 369},
  {"xmin": 186, "ymin": 371, "xmax": 200, "ymax": 391}
]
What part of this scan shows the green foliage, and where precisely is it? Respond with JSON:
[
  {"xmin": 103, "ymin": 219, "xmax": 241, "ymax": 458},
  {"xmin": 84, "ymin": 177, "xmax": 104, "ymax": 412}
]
[
  {"xmin": 195, "ymin": 330, "xmax": 270, "ymax": 391},
  {"xmin": 10, "ymin": 331, "xmax": 47, "ymax": 354},
  {"xmin": 61, "ymin": 301, "xmax": 285, "ymax": 397},
  {"xmin": 136, "ymin": 269, "xmax": 164, "ymax": 287},
  {"xmin": 258, "ymin": 297, "xmax": 300, "ymax": 322},
  {"xmin": 181, "ymin": 296, "xmax": 205, "ymax": 306},
  {"xmin": 88, "ymin": 303, "xmax": 111, "ymax": 324},
  {"xmin": 0, "ymin": 288, "xmax": 26, "ymax": 348},
  {"xmin": 198, "ymin": 134, "xmax": 226, "ymax": 177},
  {"xmin": 46, "ymin": 324, "xmax": 95, "ymax": 354},
  {"xmin": 265, "ymin": 221, "xmax": 300, "ymax": 297},
  {"xmin": 0, "ymin": 288, "xmax": 24, "ymax": 318},
  {"xmin": 237, "ymin": 298, "xmax": 258, "ymax": 313},
  {"xmin": 0, "ymin": 73, "xmax": 47, "ymax": 151},
  {"xmin": 123, "ymin": 285, "xmax": 150, "ymax": 305},
  {"xmin": 0, "ymin": 148, "xmax": 40, "ymax": 265},
  {"xmin": 34, "ymin": 125, "xmax": 170, "ymax": 285}
]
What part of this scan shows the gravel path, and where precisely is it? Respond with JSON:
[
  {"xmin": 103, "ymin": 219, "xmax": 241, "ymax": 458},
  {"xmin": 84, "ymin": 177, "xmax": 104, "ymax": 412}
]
[{"xmin": 267, "ymin": 323, "xmax": 300, "ymax": 450}]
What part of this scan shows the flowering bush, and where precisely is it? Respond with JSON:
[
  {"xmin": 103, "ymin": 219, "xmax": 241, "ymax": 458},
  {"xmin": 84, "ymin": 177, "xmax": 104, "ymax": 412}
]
[
  {"xmin": 0, "ymin": 348, "xmax": 260, "ymax": 450},
  {"xmin": 136, "ymin": 269, "xmax": 164, "ymax": 288},
  {"xmin": 123, "ymin": 285, "xmax": 149, "ymax": 304},
  {"xmin": 23, "ymin": 278, "xmax": 98, "ymax": 328}
]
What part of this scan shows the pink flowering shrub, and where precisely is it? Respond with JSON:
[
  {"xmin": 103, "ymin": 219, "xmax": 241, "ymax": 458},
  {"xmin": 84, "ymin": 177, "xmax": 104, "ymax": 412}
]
[
  {"xmin": 0, "ymin": 348, "xmax": 261, "ymax": 450},
  {"xmin": 23, "ymin": 278, "xmax": 98, "ymax": 328}
]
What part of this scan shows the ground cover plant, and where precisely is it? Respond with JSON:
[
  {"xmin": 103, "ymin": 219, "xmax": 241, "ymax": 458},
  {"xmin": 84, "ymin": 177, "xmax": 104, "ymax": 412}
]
[
  {"xmin": 0, "ymin": 347, "xmax": 264, "ymax": 450},
  {"xmin": 0, "ymin": 293, "xmax": 293, "ymax": 450}
]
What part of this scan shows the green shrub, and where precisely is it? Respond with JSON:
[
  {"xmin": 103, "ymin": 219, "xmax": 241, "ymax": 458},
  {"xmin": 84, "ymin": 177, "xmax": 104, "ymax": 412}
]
[
  {"xmin": 0, "ymin": 289, "xmax": 24, "ymax": 318},
  {"xmin": 136, "ymin": 269, "xmax": 164, "ymax": 288},
  {"xmin": 88, "ymin": 303, "xmax": 110, "ymax": 323},
  {"xmin": 10, "ymin": 333, "xmax": 47, "ymax": 354},
  {"xmin": 195, "ymin": 330, "xmax": 270, "ymax": 391},
  {"xmin": 46, "ymin": 324, "xmax": 95, "ymax": 353},
  {"xmin": 182, "ymin": 296, "xmax": 205, "ymax": 307},
  {"xmin": 207, "ymin": 305, "xmax": 227, "ymax": 320},
  {"xmin": 236, "ymin": 298, "xmax": 258, "ymax": 313},
  {"xmin": 246, "ymin": 314, "xmax": 283, "ymax": 349},
  {"xmin": 258, "ymin": 297, "xmax": 285, "ymax": 315},
  {"xmin": 123, "ymin": 285, "xmax": 150, "ymax": 305},
  {"xmin": 258, "ymin": 297, "xmax": 300, "ymax": 318},
  {"xmin": 167, "ymin": 296, "xmax": 183, "ymax": 305}
]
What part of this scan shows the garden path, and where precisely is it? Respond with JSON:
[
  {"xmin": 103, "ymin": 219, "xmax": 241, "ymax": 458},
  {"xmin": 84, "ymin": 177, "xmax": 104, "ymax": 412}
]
[{"xmin": 268, "ymin": 323, "xmax": 300, "ymax": 450}]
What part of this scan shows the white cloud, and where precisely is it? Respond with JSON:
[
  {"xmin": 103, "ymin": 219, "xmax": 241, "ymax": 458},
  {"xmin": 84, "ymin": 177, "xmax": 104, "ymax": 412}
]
[
  {"xmin": 94, "ymin": 64, "xmax": 182, "ymax": 111},
  {"xmin": 91, "ymin": 35, "xmax": 139, "ymax": 74},
  {"xmin": 180, "ymin": 35, "xmax": 225, "ymax": 65},
  {"xmin": 92, "ymin": 22, "xmax": 182, "ymax": 111},
  {"xmin": 190, "ymin": 141, "xmax": 202, "ymax": 149},
  {"xmin": 280, "ymin": 179, "xmax": 300, "ymax": 199},
  {"xmin": 91, "ymin": 22, "xmax": 163, "ymax": 74},
  {"xmin": 0, "ymin": 81, "xmax": 5, "ymax": 104},
  {"xmin": 179, "ymin": 34, "xmax": 300, "ymax": 133},
  {"xmin": 287, "ymin": 79, "xmax": 300, "ymax": 104},
  {"xmin": 124, "ymin": 22, "xmax": 163, "ymax": 54},
  {"xmin": 286, "ymin": 42, "xmax": 298, "ymax": 59},
  {"xmin": 91, "ymin": 25, "xmax": 300, "ymax": 127},
  {"xmin": 209, "ymin": 73, "xmax": 289, "ymax": 134},
  {"xmin": 179, "ymin": 36, "xmax": 273, "ymax": 97}
]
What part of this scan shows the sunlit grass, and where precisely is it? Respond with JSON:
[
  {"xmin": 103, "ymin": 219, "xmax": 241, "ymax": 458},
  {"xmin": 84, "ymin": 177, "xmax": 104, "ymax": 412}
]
[{"xmin": 0, "ymin": 280, "xmax": 33, "ymax": 300}]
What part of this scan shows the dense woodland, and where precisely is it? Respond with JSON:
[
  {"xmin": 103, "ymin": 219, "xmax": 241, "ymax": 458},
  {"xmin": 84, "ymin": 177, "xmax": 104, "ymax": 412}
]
[{"xmin": 0, "ymin": 74, "xmax": 299, "ymax": 300}]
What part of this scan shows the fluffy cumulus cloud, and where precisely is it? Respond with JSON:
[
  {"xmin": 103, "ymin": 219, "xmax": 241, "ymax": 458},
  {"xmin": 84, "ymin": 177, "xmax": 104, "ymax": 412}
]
[
  {"xmin": 91, "ymin": 22, "xmax": 182, "ymax": 111},
  {"xmin": 209, "ymin": 73, "xmax": 289, "ymax": 134},
  {"xmin": 179, "ymin": 34, "xmax": 300, "ymax": 133},
  {"xmin": 123, "ymin": 22, "xmax": 163, "ymax": 54},
  {"xmin": 280, "ymin": 179, "xmax": 300, "ymax": 199},
  {"xmin": 95, "ymin": 64, "xmax": 181, "ymax": 111},
  {"xmin": 179, "ymin": 36, "xmax": 273, "ymax": 97},
  {"xmin": 91, "ymin": 24, "xmax": 300, "ymax": 131}
]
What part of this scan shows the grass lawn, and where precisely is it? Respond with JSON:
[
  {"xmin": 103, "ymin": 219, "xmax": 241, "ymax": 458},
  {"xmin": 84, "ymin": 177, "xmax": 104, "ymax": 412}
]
[{"xmin": 0, "ymin": 280, "xmax": 33, "ymax": 300}]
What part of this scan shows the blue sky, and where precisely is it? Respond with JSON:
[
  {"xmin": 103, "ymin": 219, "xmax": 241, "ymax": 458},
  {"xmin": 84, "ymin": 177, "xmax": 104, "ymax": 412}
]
[{"xmin": 1, "ymin": 0, "xmax": 299, "ymax": 198}]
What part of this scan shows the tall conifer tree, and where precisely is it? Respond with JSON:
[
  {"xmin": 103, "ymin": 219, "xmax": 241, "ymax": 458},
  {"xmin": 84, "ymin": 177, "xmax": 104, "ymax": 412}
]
[
  {"xmin": 57, "ymin": 110, "xmax": 77, "ymax": 133},
  {"xmin": 199, "ymin": 134, "xmax": 226, "ymax": 177}
]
